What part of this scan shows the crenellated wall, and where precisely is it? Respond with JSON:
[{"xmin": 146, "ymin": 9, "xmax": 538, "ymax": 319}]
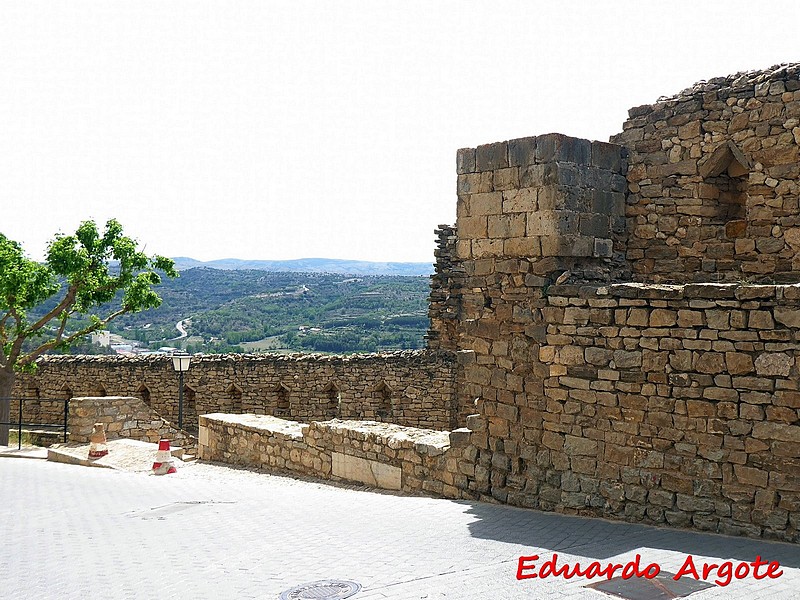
[{"xmin": 12, "ymin": 350, "xmax": 461, "ymax": 431}]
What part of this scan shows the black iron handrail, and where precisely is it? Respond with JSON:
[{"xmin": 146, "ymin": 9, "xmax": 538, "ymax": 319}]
[{"xmin": 0, "ymin": 397, "xmax": 69, "ymax": 450}]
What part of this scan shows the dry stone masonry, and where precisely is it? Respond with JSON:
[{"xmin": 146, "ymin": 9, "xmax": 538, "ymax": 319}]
[{"xmin": 12, "ymin": 64, "xmax": 800, "ymax": 543}]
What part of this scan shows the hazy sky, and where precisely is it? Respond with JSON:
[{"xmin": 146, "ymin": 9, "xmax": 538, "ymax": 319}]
[{"xmin": 1, "ymin": 1, "xmax": 798, "ymax": 263}]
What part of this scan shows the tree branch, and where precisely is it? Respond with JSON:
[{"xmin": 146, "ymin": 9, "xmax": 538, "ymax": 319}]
[
  {"xmin": 25, "ymin": 284, "xmax": 78, "ymax": 336},
  {"xmin": 18, "ymin": 306, "xmax": 130, "ymax": 367},
  {"xmin": 7, "ymin": 306, "xmax": 25, "ymax": 365}
]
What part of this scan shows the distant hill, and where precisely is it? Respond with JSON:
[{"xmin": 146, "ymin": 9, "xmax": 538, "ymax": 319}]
[{"xmin": 171, "ymin": 257, "xmax": 433, "ymax": 276}]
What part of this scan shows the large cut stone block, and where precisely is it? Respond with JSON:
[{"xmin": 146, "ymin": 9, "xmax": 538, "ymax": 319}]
[{"xmin": 332, "ymin": 452, "xmax": 402, "ymax": 490}]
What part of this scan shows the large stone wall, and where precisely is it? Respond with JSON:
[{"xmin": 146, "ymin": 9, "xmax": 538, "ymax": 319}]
[
  {"xmin": 611, "ymin": 64, "xmax": 800, "ymax": 283},
  {"xmin": 451, "ymin": 281, "xmax": 799, "ymax": 542},
  {"xmin": 12, "ymin": 350, "xmax": 460, "ymax": 431}
]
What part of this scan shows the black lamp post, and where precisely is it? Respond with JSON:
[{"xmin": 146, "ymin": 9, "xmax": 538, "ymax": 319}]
[{"xmin": 171, "ymin": 352, "xmax": 191, "ymax": 429}]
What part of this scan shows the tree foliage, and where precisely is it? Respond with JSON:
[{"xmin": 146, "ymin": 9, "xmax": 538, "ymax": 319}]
[{"xmin": 0, "ymin": 219, "xmax": 176, "ymax": 372}]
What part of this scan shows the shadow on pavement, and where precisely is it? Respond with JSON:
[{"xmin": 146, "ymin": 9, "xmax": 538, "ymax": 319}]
[{"xmin": 460, "ymin": 500, "xmax": 800, "ymax": 567}]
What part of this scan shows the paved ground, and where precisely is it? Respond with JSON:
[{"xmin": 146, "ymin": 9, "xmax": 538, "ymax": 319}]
[{"xmin": 1, "ymin": 457, "xmax": 798, "ymax": 600}]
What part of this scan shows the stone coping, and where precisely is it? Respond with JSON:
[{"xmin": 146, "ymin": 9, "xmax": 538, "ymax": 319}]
[
  {"xmin": 33, "ymin": 349, "xmax": 456, "ymax": 365},
  {"xmin": 199, "ymin": 414, "xmax": 451, "ymax": 455},
  {"xmin": 199, "ymin": 414, "xmax": 305, "ymax": 440},
  {"xmin": 547, "ymin": 282, "xmax": 800, "ymax": 301}
]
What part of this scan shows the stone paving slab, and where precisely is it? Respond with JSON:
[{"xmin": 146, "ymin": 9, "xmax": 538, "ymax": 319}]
[{"xmin": 1, "ymin": 459, "xmax": 798, "ymax": 599}]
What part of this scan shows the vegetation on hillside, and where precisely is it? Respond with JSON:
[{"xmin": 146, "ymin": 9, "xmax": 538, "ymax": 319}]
[{"xmin": 106, "ymin": 268, "xmax": 431, "ymax": 354}]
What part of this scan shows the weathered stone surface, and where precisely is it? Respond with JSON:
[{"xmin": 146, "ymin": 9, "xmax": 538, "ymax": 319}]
[{"xmin": 754, "ymin": 353, "xmax": 794, "ymax": 377}]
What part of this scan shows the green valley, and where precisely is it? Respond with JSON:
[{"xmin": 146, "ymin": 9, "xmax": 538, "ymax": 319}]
[{"xmin": 106, "ymin": 268, "xmax": 431, "ymax": 354}]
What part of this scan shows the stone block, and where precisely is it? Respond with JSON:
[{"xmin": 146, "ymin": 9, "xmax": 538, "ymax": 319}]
[
  {"xmin": 504, "ymin": 237, "xmax": 540, "ymax": 257},
  {"xmin": 775, "ymin": 307, "xmax": 800, "ymax": 328},
  {"xmin": 591, "ymin": 141, "xmax": 622, "ymax": 171},
  {"xmin": 527, "ymin": 211, "xmax": 577, "ymax": 236},
  {"xmin": 332, "ymin": 452, "xmax": 402, "ymax": 490},
  {"xmin": 457, "ymin": 147, "xmax": 476, "ymax": 174},
  {"xmin": 734, "ymin": 465, "xmax": 768, "ymax": 488},
  {"xmin": 456, "ymin": 215, "xmax": 487, "ymax": 239},
  {"xmin": 476, "ymin": 141, "xmax": 508, "ymax": 172},
  {"xmin": 649, "ymin": 309, "xmax": 677, "ymax": 327},
  {"xmin": 593, "ymin": 238, "xmax": 613, "ymax": 258},
  {"xmin": 457, "ymin": 172, "xmax": 493, "ymax": 195},
  {"xmin": 519, "ymin": 163, "xmax": 558, "ymax": 188},
  {"xmin": 725, "ymin": 352, "xmax": 754, "ymax": 375},
  {"xmin": 754, "ymin": 353, "xmax": 794, "ymax": 377},
  {"xmin": 540, "ymin": 235, "xmax": 593, "ymax": 258},
  {"xmin": 488, "ymin": 214, "xmax": 526, "ymax": 238},
  {"xmin": 696, "ymin": 352, "xmax": 726, "ymax": 374},
  {"xmin": 502, "ymin": 187, "xmax": 537, "ymax": 213},
  {"xmin": 613, "ymin": 350, "xmax": 641, "ymax": 368},
  {"xmin": 508, "ymin": 136, "xmax": 537, "ymax": 167},
  {"xmin": 579, "ymin": 213, "xmax": 610, "ymax": 237},
  {"xmin": 467, "ymin": 192, "xmax": 502, "ymax": 216},
  {"xmin": 493, "ymin": 167, "xmax": 519, "ymax": 191}
]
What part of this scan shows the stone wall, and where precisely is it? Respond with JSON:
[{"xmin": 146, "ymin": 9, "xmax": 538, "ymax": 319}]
[
  {"xmin": 449, "ymin": 277, "xmax": 800, "ymax": 542},
  {"xmin": 455, "ymin": 132, "xmax": 628, "ymax": 281},
  {"xmin": 198, "ymin": 414, "xmax": 471, "ymax": 497},
  {"xmin": 13, "ymin": 350, "xmax": 461, "ymax": 431},
  {"xmin": 611, "ymin": 64, "xmax": 800, "ymax": 283},
  {"xmin": 68, "ymin": 396, "xmax": 196, "ymax": 453},
  {"xmin": 427, "ymin": 224, "xmax": 462, "ymax": 352}
]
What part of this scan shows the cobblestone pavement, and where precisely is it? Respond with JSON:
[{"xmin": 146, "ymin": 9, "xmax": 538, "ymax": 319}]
[{"xmin": 1, "ymin": 458, "xmax": 798, "ymax": 599}]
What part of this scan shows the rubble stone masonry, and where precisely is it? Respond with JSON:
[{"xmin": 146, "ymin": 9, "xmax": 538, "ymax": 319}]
[
  {"xmin": 12, "ymin": 351, "xmax": 460, "ymax": 431},
  {"xmin": 611, "ymin": 64, "xmax": 800, "ymax": 283}
]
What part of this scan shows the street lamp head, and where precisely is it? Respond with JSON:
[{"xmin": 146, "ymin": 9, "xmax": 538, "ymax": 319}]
[{"xmin": 171, "ymin": 352, "xmax": 191, "ymax": 372}]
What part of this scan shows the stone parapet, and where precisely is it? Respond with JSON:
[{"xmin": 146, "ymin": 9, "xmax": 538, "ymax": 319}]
[
  {"xmin": 13, "ymin": 350, "xmax": 461, "ymax": 431},
  {"xmin": 198, "ymin": 414, "xmax": 469, "ymax": 497}
]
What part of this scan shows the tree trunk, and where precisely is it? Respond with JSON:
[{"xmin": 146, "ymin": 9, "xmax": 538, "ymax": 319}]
[{"xmin": 0, "ymin": 368, "xmax": 15, "ymax": 446}]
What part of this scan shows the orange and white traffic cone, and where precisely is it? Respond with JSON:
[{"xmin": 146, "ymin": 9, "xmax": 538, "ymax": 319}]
[
  {"xmin": 152, "ymin": 439, "xmax": 177, "ymax": 475},
  {"xmin": 88, "ymin": 423, "xmax": 109, "ymax": 459}
]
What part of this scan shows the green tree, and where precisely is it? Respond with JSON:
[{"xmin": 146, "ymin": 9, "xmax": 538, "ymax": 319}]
[{"xmin": 0, "ymin": 219, "xmax": 176, "ymax": 445}]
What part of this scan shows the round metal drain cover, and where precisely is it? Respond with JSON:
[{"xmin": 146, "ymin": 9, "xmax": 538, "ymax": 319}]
[{"xmin": 278, "ymin": 580, "xmax": 361, "ymax": 600}]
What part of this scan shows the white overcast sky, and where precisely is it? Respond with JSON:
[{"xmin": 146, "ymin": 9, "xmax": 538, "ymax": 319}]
[{"xmin": 1, "ymin": 1, "xmax": 798, "ymax": 263}]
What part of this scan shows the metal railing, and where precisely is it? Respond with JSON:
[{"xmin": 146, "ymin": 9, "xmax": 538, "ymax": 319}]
[{"xmin": 0, "ymin": 397, "xmax": 69, "ymax": 450}]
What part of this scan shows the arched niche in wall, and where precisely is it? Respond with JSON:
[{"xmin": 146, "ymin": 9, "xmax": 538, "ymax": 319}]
[
  {"xmin": 183, "ymin": 384, "xmax": 197, "ymax": 408},
  {"xmin": 373, "ymin": 381, "xmax": 393, "ymax": 420},
  {"xmin": 698, "ymin": 140, "xmax": 753, "ymax": 238},
  {"xmin": 60, "ymin": 384, "xmax": 73, "ymax": 401},
  {"xmin": 275, "ymin": 384, "xmax": 291, "ymax": 417},
  {"xmin": 226, "ymin": 383, "xmax": 243, "ymax": 413},
  {"xmin": 95, "ymin": 384, "xmax": 107, "ymax": 398},
  {"xmin": 137, "ymin": 384, "xmax": 151, "ymax": 406},
  {"xmin": 322, "ymin": 382, "xmax": 340, "ymax": 418}
]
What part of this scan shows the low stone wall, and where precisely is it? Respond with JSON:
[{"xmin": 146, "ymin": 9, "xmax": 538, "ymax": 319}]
[
  {"xmin": 68, "ymin": 396, "xmax": 196, "ymax": 454},
  {"xmin": 198, "ymin": 414, "xmax": 471, "ymax": 497},
  {"xmin": 12, "ymin": 350, "xmax": 460, "ymax": 431}
]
